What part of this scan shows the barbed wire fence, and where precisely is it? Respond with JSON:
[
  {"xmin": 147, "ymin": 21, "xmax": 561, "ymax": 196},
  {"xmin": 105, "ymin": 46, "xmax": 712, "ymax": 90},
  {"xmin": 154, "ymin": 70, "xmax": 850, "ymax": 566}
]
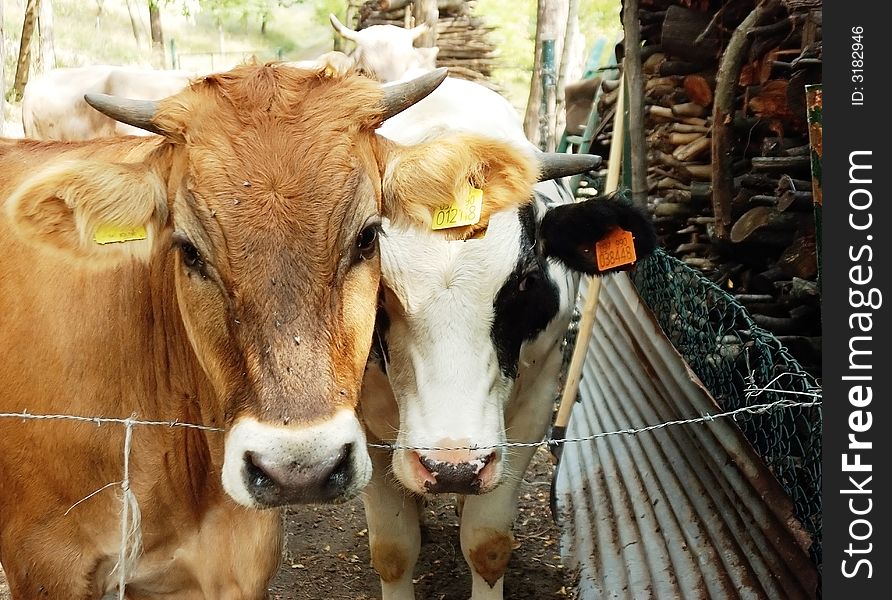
[
  {"xmin": 0, "ymin": 362, "xmax": 819, "ymax": 595},
  {"xmin": 632, "ymin": 248, "xmax": 824, "ymax": 568}
]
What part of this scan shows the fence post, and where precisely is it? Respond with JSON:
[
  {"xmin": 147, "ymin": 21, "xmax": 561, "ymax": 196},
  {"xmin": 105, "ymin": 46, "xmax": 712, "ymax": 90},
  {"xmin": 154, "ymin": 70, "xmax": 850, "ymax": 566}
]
[
  {"xmin": 169, "ymin": 38, "xmax": 177, "ymax": 70},
  {"xmin": 539, "ymin": 38, "xmax": 556, "ymax": 151}
]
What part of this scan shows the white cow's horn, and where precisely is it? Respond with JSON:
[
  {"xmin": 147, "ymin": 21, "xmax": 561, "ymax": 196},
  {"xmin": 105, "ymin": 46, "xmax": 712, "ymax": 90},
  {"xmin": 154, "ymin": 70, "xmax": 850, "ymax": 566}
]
[
  {"xmin": 536, "ymin": 153, "xmax": 602, "ymax": 182},
  {"xmin": 84, "ymin": 94, "xmax": 163, "ymax": 136},
  {"xmin": 329, "ymin": 13, "xmax": 360, "ymax": 41},
  {"xmin": 380, "ymin": 68, "xmax": 448, "ymax": 121}
]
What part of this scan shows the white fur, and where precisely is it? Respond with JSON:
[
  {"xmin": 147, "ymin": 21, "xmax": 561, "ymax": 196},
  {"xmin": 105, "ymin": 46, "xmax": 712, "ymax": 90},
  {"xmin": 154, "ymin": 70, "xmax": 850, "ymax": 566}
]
[{"xmin": 365, "ymin": 77, "xmax": 583, "ymax": 599}]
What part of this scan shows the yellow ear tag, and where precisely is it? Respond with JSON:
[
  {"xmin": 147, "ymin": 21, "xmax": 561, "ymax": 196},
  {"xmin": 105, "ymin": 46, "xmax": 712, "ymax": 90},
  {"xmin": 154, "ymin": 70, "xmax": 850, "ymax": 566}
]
[
  {"xmin": 93, "ymin": 223, "xmax": 148, "ymax": 245},
  {"xmin": 595, "ymin": 228, "xmax": 636, "ymax": 271},
  {"xmin": 431, "ymin": 186, "xmax": 483, "ymax": 231}
]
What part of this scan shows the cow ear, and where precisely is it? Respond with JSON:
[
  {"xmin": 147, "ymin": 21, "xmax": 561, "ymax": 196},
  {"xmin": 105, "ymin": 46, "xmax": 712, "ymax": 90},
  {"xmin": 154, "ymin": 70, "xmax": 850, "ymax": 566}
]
[
  {"xmin": 380, "ymin": 133, "xmax": 537, "ymax": 239},
  {"xmin": 5, "ymin": 160, "xmax": 167, "ymax": 264},
  {"xmin": 539, "ymin": 193, "xmax": 657, "ymax": 275}
]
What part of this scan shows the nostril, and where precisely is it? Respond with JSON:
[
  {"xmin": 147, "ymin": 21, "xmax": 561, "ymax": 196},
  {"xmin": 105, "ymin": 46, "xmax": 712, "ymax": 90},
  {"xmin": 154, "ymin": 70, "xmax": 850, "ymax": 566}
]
[
  {"xmin": 326, "ymin": 443, "xmax": 353, "ymax": 491},
  {"xmin": 244, "ymin": 452, "xmax": 276, "ymax": 491}
]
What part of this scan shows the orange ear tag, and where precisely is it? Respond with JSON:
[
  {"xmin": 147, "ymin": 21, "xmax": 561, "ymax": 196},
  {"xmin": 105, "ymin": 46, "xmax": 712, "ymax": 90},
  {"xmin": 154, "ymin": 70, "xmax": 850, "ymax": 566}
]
[
  {"xmin": 431, "ymin": 186, "xmax": 483, "ymax": 230},
  {"xmin": 595, "ymin": 228, "xmax": 637, "ymax": 271}
]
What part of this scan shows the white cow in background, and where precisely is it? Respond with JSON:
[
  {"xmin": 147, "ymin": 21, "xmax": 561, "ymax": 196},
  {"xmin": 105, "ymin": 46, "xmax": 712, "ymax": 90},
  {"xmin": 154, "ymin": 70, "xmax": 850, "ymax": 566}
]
[
  {"xmin": 361, "ymin": 75, "xmax": 658, "ymax": 599},
  {"xmin": 21, "ymin": 66, "xmax": 197, "ymax": 140},
  {"xmin": 329, "ymin": 14, "xmax": 438, "ymax": 82}
]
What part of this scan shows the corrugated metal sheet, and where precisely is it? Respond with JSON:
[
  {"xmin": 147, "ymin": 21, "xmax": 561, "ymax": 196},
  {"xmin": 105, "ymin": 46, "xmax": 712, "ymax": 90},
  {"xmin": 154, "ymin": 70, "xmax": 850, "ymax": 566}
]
[{"xmin": 555, "ymin": 273, "xmax": 818, "ymax": 599}]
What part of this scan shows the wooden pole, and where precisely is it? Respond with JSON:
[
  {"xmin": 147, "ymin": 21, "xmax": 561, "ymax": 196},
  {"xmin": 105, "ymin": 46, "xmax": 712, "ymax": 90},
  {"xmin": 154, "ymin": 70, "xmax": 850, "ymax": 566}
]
[
  {"xmin": 622, "ymin": 0, "xmax": 647, "ymax": 209},
  {"xmin": 551, "ymin": 72, "xmax": 627, "ymax": 452}
]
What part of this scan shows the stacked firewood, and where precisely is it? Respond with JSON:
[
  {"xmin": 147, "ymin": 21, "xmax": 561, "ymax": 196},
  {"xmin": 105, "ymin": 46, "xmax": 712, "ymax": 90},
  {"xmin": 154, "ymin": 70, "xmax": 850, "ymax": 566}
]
[
  {"xmin": 357, "ymin": 0, "xmax": 499, "ymax": 84},
  {"xmin": 593, "ymin": 0, "xmax": 822, "ymax": 373}
]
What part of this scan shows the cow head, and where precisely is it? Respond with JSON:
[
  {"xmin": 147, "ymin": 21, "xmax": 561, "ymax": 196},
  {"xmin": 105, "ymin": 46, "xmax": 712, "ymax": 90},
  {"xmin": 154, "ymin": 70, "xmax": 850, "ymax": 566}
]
[
  {"xmin": 4, "ymin": 65, "xmax": 538, "ymax": 509},
  {"xmin": 330, "ymin": 14, "xmax": 436, "ymax": 83},
  {"xmin": 373, "ymin": 184, "xmax": 657, "ymax": 495}
]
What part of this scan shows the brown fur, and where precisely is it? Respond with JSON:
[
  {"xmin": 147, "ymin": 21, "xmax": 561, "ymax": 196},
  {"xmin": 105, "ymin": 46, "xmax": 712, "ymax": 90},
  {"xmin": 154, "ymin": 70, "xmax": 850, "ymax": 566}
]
[
  {"xmin": 468, "ymin": 529, "xmax": 515, "ymax": 588},
  {"xmin": 370, "ymin": 540, "xmax": 410, "ymax": 583},
  {"xmin": 0, "ymin": 63, "xmax": 540, "ymax": 599},
  {"xmin": 382, "ymin": 133, "xmax": 538, "ymax": 239}
]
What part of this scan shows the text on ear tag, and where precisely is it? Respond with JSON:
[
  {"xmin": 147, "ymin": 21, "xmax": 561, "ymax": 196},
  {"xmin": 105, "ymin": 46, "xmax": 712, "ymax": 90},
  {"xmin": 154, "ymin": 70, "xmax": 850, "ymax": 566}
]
[
  {"xmin": 595, "ymin": 228, "xmax": 636, "ymax": 271},
  {"xmin": 94, "ymin": 223, "xmax": 148, "ymax": 245},
  {"xmin": 431, "ymin": 186, "xmax": 483, "ymax": 230}
]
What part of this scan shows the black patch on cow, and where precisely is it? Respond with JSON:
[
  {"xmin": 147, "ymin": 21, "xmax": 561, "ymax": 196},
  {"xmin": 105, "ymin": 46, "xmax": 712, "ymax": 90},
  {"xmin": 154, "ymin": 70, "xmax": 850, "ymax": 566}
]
[
  {"xmin": 490, "ymin": 203, "xmax": 560, "ymax": 378},
  {"xmin": 539, "ymin": 192, "xmax": 658, "ymax": 275}
]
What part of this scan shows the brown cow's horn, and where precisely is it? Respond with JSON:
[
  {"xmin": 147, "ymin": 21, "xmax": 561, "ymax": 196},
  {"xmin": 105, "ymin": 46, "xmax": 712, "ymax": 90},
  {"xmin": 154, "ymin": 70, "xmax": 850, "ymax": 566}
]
[
  {"xmin": 329, "ymin": 14, "xmax": 360, "ymax": 42},
  {"xmin": 380, "ymin": 68, "xmax": 448, "ymax": 121},
  {"xmin": 84, "ymin": 94, "xmax": 163, "ymax": 136},
  {"xmin": 536, "ymin": 152, "xmax": 602, "ymax": 182}
]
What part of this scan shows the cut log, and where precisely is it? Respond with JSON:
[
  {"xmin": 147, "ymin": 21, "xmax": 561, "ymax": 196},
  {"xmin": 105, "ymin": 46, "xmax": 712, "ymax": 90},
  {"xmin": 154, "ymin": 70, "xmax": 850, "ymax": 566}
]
[
  {"xmin": 646, "ymin": 105, "xmax": 675, "ymax": 120},
  {"xmin": 672, "ymin": 102, "xmax": 706, "ymax": 118},
  {"xmin": 668, "ymin": 131, "xmax": 704, "ymax": 145},
  {"xmin": 751, "ymin": 155, "xmax": 811, "ymax": 173},
  {"xmin": 671, "ymin": 122, "xmax": 710, "ymax": 133},
  {"xmin": 690, "ymin": 181, "xmax": 712, "ymax": 203},
  {"xmin": 654, "ymin": 202, "xmax": 693, "ymax": 217},
  {"xmin": 685, "ymin": 164, "xmax": 712, "ymax": 180},
  {"xmin": 673, "ymin": 135, "xmax": 711, "ymax": 161},
  {"xmin": 736, "ymin": 173, "xmax": 779, "ymax": 191},
  {"xmin": 730, "ymin": 206, "xmax": 800, "ymax": 244},
  {"xmin": 777, "ymin": 190, "xmax": 813, "ymax": 211},
  {"xmin": 660, "ymin": 5, "xmax": 722, "ymax": 63},
  {"xmin": 683, "ymin": 75, "xmax": 714, "ymax": 107},
  {"xmin": 778, "ymin": 234, "xmax": 818, "ymax": 279}
]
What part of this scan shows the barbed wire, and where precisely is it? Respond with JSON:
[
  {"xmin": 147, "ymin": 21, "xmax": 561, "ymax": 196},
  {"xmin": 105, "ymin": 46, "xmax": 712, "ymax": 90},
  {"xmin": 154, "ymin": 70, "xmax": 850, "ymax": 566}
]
[
  {"xmin": 0, "ymin": 375, "xmax": 821, "ymax": 595},
  {"xmin": 0, "ymin": 411, "xmax": 224, "ymax": 431},
  {"xmin": 367, "ymin": 395, "xmax": 822, "ymax": 452}
]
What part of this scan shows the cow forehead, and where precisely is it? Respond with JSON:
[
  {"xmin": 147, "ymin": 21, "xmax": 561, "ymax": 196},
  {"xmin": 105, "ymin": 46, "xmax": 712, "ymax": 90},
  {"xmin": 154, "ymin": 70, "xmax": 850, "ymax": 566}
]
[{"xmin": 380, "ymin": 210, "xmax": 526, "ymax": 314}]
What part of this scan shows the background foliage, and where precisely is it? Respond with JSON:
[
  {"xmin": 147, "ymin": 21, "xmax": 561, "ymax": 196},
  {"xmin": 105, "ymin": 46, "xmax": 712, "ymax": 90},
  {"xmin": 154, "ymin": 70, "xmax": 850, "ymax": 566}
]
[{"xmin": 3, "ymin": 0, "xmax": 620, "ymax": 127}]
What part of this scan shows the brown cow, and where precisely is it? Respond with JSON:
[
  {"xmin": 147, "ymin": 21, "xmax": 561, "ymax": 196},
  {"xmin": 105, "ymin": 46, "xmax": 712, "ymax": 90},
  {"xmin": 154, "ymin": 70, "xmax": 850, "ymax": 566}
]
[{"xmin": 0, "ymin": 63, "xmax": 569, "ymax": 599}]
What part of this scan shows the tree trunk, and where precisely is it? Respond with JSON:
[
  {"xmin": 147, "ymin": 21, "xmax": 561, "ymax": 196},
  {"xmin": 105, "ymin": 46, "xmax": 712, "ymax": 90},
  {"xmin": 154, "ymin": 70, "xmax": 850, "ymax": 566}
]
[
  {"xmin": 523, "ymin": 0, "xmax": 565, "ymax": 148},
  {"xmin": 13, "ymin": 0, "xmax": 39, "ymax": 101},
  {"xmin": 124, "ymin": 0, "xmax": 145, "ymax": 50},
  {"xmin": 555, "ymin": 0, "xmax": 580, "ymax": 151},
  {"xmin": 149, "ymin": 1, "xmax": 165, "ymax": 68},
  {"xmin": 622, "ymin": 0, "xmax": 647, "ymax": 208},
  {"xmin": 413, "ymin": 0, "xmax": 438, "ymax": 47},
  {"xmin": 37, "ymin": 0, "xmax": 57, "ymax": 73}
]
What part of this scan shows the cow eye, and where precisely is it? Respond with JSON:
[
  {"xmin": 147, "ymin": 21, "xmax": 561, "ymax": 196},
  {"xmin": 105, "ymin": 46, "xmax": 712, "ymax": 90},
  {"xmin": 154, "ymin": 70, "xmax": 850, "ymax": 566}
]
[
  {"xmin": 179, "ymin": 240, "xmax": 204, "ymax": 271},
  {"xmin": 357, "ymin": 222, "xmax": 381, "ymax": 261}
]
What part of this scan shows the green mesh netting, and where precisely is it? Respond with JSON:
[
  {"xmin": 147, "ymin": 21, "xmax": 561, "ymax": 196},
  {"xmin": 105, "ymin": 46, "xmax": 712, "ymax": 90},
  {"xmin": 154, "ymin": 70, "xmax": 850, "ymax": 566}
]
[{"xmin": 629, "ymin": 248, "xmax": 822, "ymax": 568}]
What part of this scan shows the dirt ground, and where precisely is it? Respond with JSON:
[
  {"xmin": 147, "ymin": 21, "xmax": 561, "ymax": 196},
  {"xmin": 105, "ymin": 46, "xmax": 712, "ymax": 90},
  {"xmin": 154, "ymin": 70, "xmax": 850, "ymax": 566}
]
[{"xmin": 0, "ymin": 449, "xmax": 575, "ymax": 600}]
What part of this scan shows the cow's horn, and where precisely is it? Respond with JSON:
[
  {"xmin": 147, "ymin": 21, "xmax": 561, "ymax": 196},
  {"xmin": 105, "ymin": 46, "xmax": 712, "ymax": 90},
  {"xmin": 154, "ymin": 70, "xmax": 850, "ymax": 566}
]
[
  {"xmin": 536, "ymin": 152, "xmax": 602, "ymax": 181},
  {"xmin": 84, "ymin": 94, "xmax": 163, "ymax": 136},
  {"xmin": 329, "ymin": 14, "xmax": 360, "ymax": 41},
  {"xmin": 380, "ymin": 68, "xmax": 448, "ymax": 121}
]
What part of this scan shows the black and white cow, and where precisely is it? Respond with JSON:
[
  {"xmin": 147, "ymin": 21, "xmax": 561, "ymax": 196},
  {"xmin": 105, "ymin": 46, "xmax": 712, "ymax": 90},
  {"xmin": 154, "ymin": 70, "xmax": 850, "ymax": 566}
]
[{"xmin": 361, "ymin": 74, "xmax": 657, "ymax": 600}]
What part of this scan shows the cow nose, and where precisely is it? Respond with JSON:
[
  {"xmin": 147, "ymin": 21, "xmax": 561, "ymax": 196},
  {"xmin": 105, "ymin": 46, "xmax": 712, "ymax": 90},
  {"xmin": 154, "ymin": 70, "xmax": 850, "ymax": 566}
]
[
  {"xmin": 414, "ymin": 450, "xmax": 498, "ymax": 494},
  {"xmin": 243, "ymin": 443, "xmax": 354, "ymax": 505}
]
